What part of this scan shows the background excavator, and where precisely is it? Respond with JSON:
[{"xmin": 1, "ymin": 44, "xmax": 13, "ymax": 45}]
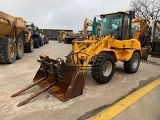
[
  {"xmin": 58, "ymin": 18, "xmax": 93, "ymax": 44},
  {"xmin": 82, "ymin": 17, "xmax": 101, "ymax": 40},
  {"xmin": 132, "ymin": 17, "xmax": 160, "ymax": 58},
  {"xmin": 58, "ymin": 17, "xmax": 101, "ymax": 44},
  {"xmin": 82, "ymin": 18, "xmax": 92, "ymax": 39},
  {"xmin": 88, "ymin": 17, "xmax": 101, "ymax": 40},
  {"xmin": 132, "ymin": 17, "xmax": 151, "ymax": 61},
  {"xmin": 12, "ymin": 11, "xmax": 142, "ymax": 107},
  {"xmin": 149, "ymin": 19, "xmax": 160, "ymax": 57}
]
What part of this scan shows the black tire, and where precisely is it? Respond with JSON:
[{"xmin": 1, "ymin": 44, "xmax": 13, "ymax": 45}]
[
  {"xmin": 123, "ymin": 52, "xmax": 140, "ymax": 73},
  {"xmin": 24, "ymin": 38, "xmax": 34, "ymax": 53},
  {"xmin": 34, "ymin": 38, "xmax": 40, "ymax": 48},
  {"xmin": 39, "ymin": 38, "xmax": 43, "ymax": 47},
  {"xmin": 16, "ymin": 37, "xmax": 24, "ymax": 59},
  {"xmin": 91, "ymin": 53, "xmax": 115, "ymax": 84},
  {"xmin": 65, "ymin": 38, "xmax": 75, "ymax": 44},
  {"xmin": 141, "ymin": 47, "xmax": 148, "ymax": 61},
  {"xmin": 0, "ymin": 38, "xmax": 16, "ymax": 64}
]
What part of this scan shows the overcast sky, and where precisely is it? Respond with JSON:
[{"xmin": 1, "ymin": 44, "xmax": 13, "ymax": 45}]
[{"xmin": 0, "ymin": 0, "xmax": 131, "ymax": 32}]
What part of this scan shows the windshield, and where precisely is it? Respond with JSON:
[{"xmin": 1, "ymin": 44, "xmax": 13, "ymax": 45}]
[{"xmin": 100, "ymin": 13, "xmax": 123, "ymax": 37}]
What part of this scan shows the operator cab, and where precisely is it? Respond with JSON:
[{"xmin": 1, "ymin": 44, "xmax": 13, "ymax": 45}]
[{"xmin": 100, "ymin": 11, "xmax": 135, "ymax": 40}]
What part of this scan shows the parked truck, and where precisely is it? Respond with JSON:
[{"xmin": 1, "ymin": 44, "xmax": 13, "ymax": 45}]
[{"xmin": 0, "ymin": 11, "xmax": 33, "ymax": 64}]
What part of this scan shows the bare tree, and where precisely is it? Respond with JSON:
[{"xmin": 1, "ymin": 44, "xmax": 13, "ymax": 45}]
[{"xmin": 130, "ymin": 0, "xmax": 160, "ymax": 20}]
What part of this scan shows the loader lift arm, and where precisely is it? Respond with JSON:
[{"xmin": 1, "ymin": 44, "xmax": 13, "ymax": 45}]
[{"xmin": 132, "ymin": 17, "xmax": 154, "ymax": 61}]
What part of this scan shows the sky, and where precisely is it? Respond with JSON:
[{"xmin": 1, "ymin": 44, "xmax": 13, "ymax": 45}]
[{"xmin": 0, "ymin": 0, "xmax": 131, "ymax": 32}]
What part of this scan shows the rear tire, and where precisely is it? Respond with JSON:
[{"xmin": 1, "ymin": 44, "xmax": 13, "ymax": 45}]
[
  {"xmin": 16, "ymin": 37, "xmax": 24, "ymax": 59},
  {"xmin": 34, "ymin": 38, "xmax": 40, "ymax": 48},
  {"xmin": 141, "ymin": 47, "xmax": 148, "ymax": 61},
  {"xmin": 91, "ymin": 53, "xmax": 115, "ymax": 84},
  {"xmin": 0, "ymin": 38, "xmax": 16, "ymax": 63},
  {"xmin": 123, "ymin": 52, "xmax": 140, "ymax": 73},
  {"xmin": 65, "ymin": 38, "xmax": 75, "ymax": 44},
  {"xmin": 24, "ymin": 38, "xmax": 34, "ymax": 53}
]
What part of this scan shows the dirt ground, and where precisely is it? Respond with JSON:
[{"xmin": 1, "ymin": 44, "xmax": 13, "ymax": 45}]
[{"xmin": 0, "ymin": 41, "xmax": 160, "ymax": 120}]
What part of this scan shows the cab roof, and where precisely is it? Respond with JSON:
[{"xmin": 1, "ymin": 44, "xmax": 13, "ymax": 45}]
[
  {"xmin": 100, "ymin": 11, "xmax": 129, "ymax": 17},
  {"xmin": 100, "ymin": 11, "xmax": 135, "ymax": 18}
]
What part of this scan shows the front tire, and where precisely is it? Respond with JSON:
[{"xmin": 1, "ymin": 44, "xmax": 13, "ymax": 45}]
[
  {"xmin": 0, "ymin": 38, "xmax": 16, "ymax": 63},
  {"xmin": 34, "ymin": 38, "xmax": 40, "ymax": 48},
  {"xmin": 91, "ymin": 53, "xmax": 115, "ymax": 84},
  {"xmin": 123, "ymin": 52, "xmax": 140, "ymax": 73}
]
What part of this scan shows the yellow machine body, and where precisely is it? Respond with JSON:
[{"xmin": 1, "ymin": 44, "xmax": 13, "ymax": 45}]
[{"xmin": 71, "ymin": 35, "xmax": 141, "ymax": 72}]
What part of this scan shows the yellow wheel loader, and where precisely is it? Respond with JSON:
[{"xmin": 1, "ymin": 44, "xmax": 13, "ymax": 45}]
[{"xmin": 12, "ymin": 11, "xmax": 141, "ymax": 106}]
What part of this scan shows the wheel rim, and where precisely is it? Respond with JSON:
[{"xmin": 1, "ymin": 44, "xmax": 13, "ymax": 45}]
[
  {"xmin": 132, "ymin": 56, "xmax": 139, "ymax": 69},
  {"xmin": 18, "ymin": 43, "xmax": 22, "ymax": 55},
  {"xmin": 102, "ymin": 61, "xmax": 112, "ymax": 77},
  {"xmin": 9, "ymin": 44, "xmax": 15, "ymax": 57}
]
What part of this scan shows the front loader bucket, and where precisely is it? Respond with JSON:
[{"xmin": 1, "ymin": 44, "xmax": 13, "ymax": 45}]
[
  {"xmin": 11, "ymin": 56, "xmax": 85, "ymax": 107},
  {"xmin": 33, "ymin": 56, "xmax": 85, "ymax": 102}
]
